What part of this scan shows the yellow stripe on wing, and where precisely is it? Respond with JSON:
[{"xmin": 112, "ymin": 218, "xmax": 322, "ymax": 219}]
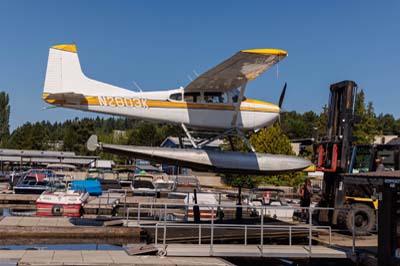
[{"xmin": 241, "ymin": 48, "xmax": 288, "ymax": 56}]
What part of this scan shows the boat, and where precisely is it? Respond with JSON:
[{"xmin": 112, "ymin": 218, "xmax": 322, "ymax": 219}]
[
  {"xmin": 244, "ymin": 188, "xmax": 295, "ymax": 221},
  {"xmin": 10, "ymin": 169, "xmax": 59, "ymax": 189},
  {"xmin": 14, "ymin": 172, "xmax": 66, "ymax": 194},
  {"xmin": 115, "ymin": 169, "xmax": 135, "ymax": 192},
  {"xmin": 86, "ymin": 169, "xmax": 121, "ymax": 191},
  {"xmin": 36, "ymin": 190, "xmax": 89, "ymax": 217},
  {"xmin": 131, "ymin": 174, "xmax": 174, "ymax": 196},
  {"xmin": 70, "ymin": 179, "xmax": 102, "ymax": 196},
  {"xmin": 131, "ymin": 174, "xmax": 157, "ymax": 196},
  {"xmin": 185, "ymin": 192, "xmax": 219, "ymax": 221},
  {"xmin": 153, "ymin": 177, "xmax": 175, "ymax": 191},
  {"xmin": 168, "ymin": 175, "xmax": 201, "ymax": 199}
]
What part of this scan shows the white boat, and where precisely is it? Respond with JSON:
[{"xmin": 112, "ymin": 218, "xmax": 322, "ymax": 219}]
[
  {"xmin": 36, "ymin": 190, "xmax": 89, "ymax": 217},
  {"xmin": 185, "ymin": 193, "xmax": 219, "ymax": 221},
  {"xmin": 245, "ymin": 188, "xmax": 294, "ymax": 221},
  {"xmin": 131, "ymin": 174, "xmax": 174, "ymax": 196}
]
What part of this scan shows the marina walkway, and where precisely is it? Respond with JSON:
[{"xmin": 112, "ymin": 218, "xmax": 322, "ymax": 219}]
[
  {"xmin": 0, "ymin": 217, "xmax": 73, "ymax": 227},
  {"xmin": 0, "ymin": 250, "xmax": 233, "ymax": 266},
  {"xmin": 155, "ymin": 244, "xmax": 348, "ymax": 258}
]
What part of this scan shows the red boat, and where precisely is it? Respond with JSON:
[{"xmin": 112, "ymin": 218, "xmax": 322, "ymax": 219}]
[{"xmin": 36, "ymin": 190, "xmax": 89, "ymax": 217}]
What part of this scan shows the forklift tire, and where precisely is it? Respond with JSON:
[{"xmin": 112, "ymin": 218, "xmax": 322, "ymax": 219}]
[{"xmin": 338, "ymin": 203, "xmax": 376, "ymax": 235}]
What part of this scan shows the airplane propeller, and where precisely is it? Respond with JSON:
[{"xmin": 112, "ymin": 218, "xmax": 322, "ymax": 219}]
[
  {"xmin": 278, "ymin": 82, "xmax": 287, "ymax": 109},
  {"xmin": 277, "ymin": 82, "xmax": 287, "ymax": 125}
]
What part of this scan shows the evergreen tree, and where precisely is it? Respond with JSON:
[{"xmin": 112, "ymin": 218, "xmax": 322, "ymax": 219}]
[
  {"xmin": 376, "ymin": 114, "xmax": 399, "ymax": 135},
  {"xmin": 0, "ymin": 92, "xmax": 10, "ymax": 147},
  {"xmin": 281, "ymin": 111, "xmax": 319, "ymax": 139},
  {"xmin": 8, "ymin": 123, "xmax": 34, "ymax": 149},
  {"xmin": 30, "ymin": 122, "xmax": 49, "ymax": 150},
  {"xmin": 317, "ymin": 105, "xmax": 328, "ymax": 138},
  {"xmin": 353, "ymin": 90, "xmax": 378, "ymax": 144}
]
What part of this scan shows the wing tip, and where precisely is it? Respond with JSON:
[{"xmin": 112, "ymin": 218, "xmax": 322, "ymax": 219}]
[
  {"xmin": 51, "ymin": 43, "xmax": 77, "ymax": 53},
  {"xmin": 241, "ymin": 48, "xmax": 288, "ymax": 56}
]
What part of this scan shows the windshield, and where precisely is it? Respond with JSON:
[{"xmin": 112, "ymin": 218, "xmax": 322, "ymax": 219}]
[
  {"xmin": 154, "ymin": 182, "xmax": 174, "ymax": 190},
  {"xmin": 133, "ymin": 180, "xmax": 154, "ymax": 189},
  {"xmin": 231, "ymin": 89, "xmax": 246, "ymax": 103}
]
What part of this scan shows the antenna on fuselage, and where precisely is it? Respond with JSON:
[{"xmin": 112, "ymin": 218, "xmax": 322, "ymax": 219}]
[
  {"xmin": 132, "ymin": 81, "xmax": 143, "ymax": 92},
  {"xmin": 276, "ymin": 55, "xmax": 284, "ymax": 79},
  {"xmin": 276, "ymin": 64, "xmax": 279, "ymax": 78}
]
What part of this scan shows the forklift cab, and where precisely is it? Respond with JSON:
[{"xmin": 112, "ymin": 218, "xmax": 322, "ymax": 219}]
[{"xmin": 350, "ymin": 144, "xmax": 400, "ymax": 173}]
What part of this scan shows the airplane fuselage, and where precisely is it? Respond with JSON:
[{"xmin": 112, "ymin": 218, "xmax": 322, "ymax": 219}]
[{"xmin": 43, "ymin": 88, "xmax": 279, "ymax": 130}]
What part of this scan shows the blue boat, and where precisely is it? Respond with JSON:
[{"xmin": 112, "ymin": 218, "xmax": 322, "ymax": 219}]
[
  {"xmin": 71, "ymin": 180, "xmax": 102, "ymax": 196},
  {"xmin": 14, "ymin": 172, "xmax": 66, "ymax": 195}
]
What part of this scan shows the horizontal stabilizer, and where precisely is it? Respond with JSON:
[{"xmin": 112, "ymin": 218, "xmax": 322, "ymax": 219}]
[
  {"xmin": 86, "ymin": 135, "xmax": 99, "ymax": 152},
  {"xmin": 43, "ymin": 92, "xmax": 87, "ymax": 105}
]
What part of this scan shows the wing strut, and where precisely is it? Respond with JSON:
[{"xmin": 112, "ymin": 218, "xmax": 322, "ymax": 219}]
[
  {"xmin": 198, "ymin": 128, "xmax": 236, "ymax": 148},
  {"xmin": 231, "ymin": 80, "xmax": 247, "ymax": 127},
  {"xmin": 181, "ymin": 123, "xmax": 198, "ymax": 148},
  {"xmin": 236, "ymin": 128, "xmax": 256, "ymax": 153}
]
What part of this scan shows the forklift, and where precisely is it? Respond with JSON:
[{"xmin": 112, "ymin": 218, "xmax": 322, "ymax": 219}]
[{"xmin": 314, "ymin": 80, "xmax": 400, "ymax": 234}]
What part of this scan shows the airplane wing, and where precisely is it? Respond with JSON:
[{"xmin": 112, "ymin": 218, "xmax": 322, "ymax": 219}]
[{"xmin": 185, "ymin": 49, "xmax": 287, "ymax": 92}]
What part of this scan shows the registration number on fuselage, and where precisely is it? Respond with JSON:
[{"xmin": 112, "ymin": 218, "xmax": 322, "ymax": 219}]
[{"xmin": 98, "ymin": 96, "xmax": 148, "ymax": 109}]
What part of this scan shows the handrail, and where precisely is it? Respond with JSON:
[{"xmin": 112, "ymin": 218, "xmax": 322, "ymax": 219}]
[
  {"xmin": 129, "ymin": 201, "xmax": 350, "ymax": 211},
  {"xmin": 124, "ymin": 202, "xmax": 361, "ymax": 255},
  {"xmin": 143, "ymin": 222, "xmax": 331, "ymax": 256}
]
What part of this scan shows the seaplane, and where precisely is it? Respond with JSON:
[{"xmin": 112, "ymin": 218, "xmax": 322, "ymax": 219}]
[{"xmin": 42, "ymin": 44, "xmax": 310, "ymax": 174}]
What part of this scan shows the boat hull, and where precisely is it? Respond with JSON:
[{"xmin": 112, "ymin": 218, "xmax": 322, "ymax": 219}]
[
  {"xmin": 14, "ymin": 187, "xmax": 47, "ymax": 194},
  {"xmin": 36, "ymin": 190, "xmax": 89, "ymax": 217},
  {"xmin": 36, "ymin": 202, "xmax": 82, "ymax": 217}
]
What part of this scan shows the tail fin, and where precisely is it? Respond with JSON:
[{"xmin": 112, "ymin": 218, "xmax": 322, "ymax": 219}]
[
  {"xmin": 43, "ymin": 44, "xmax": 132, "ymax": 100},
  {"xmin": 43, "ymin": 44, "xmax": 85, "ymax": 95}
]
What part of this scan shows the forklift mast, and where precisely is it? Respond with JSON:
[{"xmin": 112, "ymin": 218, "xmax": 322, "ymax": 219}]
[
  {"xmin": 316, "ymin": 80, "xmax": 358, "ymax": 173},
  {"xmin": 314, "ymin": 81, "xmax": 358, "ymax": 218}
]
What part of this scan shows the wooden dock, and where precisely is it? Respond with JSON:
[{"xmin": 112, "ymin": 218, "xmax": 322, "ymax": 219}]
[
  {"xmin": 0, "ymin": 194, "xmax": 38, "ymax": 205},
  {"xmin": 0, "ymin": 217, "xmax": 140, "ymax": 245},
  {"xmin": 0, "ymin": 250, "xmax": 233, "ymax": 266}
]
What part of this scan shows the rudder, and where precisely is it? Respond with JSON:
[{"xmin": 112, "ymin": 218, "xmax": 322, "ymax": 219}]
[
  {"xmin": 43, "ymin": 44, "xmax": 84, "ymax": 94},
  {"xmin": 43, "ymin": 43, "xmax": 133, "ymax": 101}
]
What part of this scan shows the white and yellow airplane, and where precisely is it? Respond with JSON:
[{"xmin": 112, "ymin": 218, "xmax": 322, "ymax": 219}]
[
  {"xmin": 42, "ymin": 44, "xmax": 310, "ymax": 174},
  {"xmin": 42, "ymin": 44, "xmax": 287, "ymax": 150}
]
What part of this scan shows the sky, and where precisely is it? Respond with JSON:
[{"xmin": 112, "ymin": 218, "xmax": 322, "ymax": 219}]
[{"xmin": 0, "ymin": 1, "xmax": 399, "ymax": 131}]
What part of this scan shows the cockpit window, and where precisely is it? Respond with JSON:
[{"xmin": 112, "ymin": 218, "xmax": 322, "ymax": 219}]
[
  {"xmin": 184, "ymin": 92, "xmax": 201, "ymax": 103},
  {"xmin": 231, "ymin": 89, "xmax": 246, "ymax": 103},
  {"xmin": 169, "ymin": 93, "xmax": 182, "ymax": 101},
  {"xmin": 204, "ymin": 92, "xmax": 228, "ymax": 103}
]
